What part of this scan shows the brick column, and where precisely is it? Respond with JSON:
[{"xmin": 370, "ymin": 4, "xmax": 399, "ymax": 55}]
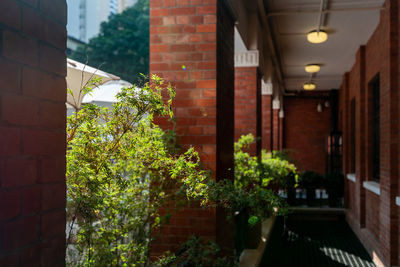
[
  {"xmin": 150, "ymin": 0, "xmax": 235, "ymax": 255},
  {"xmin": 342, "ymin": 73, "xmax": 350, "ymax": 209},
  {"xmin": 234, "ymin": 51, "xmax": 261, "ymax": 156},
  {"xmin": 272, "ymin": 98, "xmax": 280, "ymax": 151},
  {"xmin": 279, "ymin": 110, "xmax": 284, "ymax": 150},
  {"xmin": 355, "ymin": 47, "xmax": 366, "ymax": 227},
  {"xmin": 261, "ymin": 80, "xmax": 273, "ymax": 151},
  {"xmin": 0, "ymin": 0, "xmax": 67, "ymax": 265}
]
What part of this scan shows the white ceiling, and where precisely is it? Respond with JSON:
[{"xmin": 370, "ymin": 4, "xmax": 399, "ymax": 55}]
[{"xmin": 263, "ymin": 0, "xmax": 385, "ymax": 91}]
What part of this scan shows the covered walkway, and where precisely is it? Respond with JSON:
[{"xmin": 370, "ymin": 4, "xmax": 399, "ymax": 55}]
[{"xmin": 261, "ymin": 214, "xmax": 375, "ymax": 267}]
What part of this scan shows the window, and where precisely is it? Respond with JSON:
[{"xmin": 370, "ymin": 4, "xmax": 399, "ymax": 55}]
[
  {"xmin": 371, "ymin": 75, "xmax": 380, "ymax": 182},
  {"xmin": 350, "ymin": 98, "xmax": 356, "ymax": 173}
]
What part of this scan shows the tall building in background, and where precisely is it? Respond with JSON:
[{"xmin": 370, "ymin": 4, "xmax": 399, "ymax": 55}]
[{"xmin": 67, "ymin": 0, "xmax": 137, "ymax": 45}]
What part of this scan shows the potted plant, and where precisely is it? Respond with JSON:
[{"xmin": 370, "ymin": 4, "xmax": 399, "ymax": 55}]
[
  {"xmin": 300, "ymin": 171, "xmax": 323, "ymax": 206},
  {"xmin": 323, "ymin": 171, "xmax": 344, "ymax": 207}
]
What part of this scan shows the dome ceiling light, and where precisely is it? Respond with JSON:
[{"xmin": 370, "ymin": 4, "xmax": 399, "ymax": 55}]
[
  {"xmin": 307, "ymin": 30, "xmax": 328, "ymax": 44},
  {"xmin": 303, "ymin": 81, "xmax": 316, "ymax": 91},
  {"xmin": 305, "ymin": 64, "xmax": 321, "ymax": 73}
]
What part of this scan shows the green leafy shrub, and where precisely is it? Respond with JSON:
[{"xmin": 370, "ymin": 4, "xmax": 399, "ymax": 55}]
[{"xmin": 66, "ymin": 75, "xmax": 209, "ymax": 266}]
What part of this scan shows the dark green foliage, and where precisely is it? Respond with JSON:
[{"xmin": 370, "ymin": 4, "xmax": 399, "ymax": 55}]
[{"xmin": 70, "ymin": 0, "xmax": 149, "ymax": 84}]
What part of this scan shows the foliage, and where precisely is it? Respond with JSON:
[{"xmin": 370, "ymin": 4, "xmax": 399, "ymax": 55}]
[
  {"xmin": 70, "ymin": 0, "xmax": 149, "ymax": 84},
  {"xmin": 66, "ymin": 74, "xmax": 298, "ymax": 265},
  {"xmin": 261, "ymin": 150, "xmax": 298, "ymax": 189},
  {"xmin": 66, "ymin": 75, "xmax": 209, "ymax": 266},
  {"xmin": 233, "ymin": 135, "xmax": 298, "ymax": 190},
  {"xmin": 206, "ymin": 134, "xmax": 296, "ymax": 224},
  {"xmin": 155, "ymin": 236, "xmax": 234, "ymax": 267}
]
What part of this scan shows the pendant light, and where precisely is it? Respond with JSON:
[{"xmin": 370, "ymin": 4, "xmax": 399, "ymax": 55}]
[
  {"xmin": 307, "ymin": 30, "xmax": 328, "ymax": 44},
  {"xmin": 303, "ymin": 82, "xmax": 316, "ymax": 90},
  {"xmin": 305, "ymin": 64, "xmax": 321, "ymax": 73}
]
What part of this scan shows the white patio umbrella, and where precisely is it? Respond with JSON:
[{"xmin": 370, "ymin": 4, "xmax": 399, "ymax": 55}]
[
  {"xmin": 82, "ymin": 80, "xmax": 133, "ymax": 107},
  {"xmin": 66, "ymin": 58, "xmax": 120, "ymax": 110},
  {"xmin": 67, "ymin": 80, "xmax": 133, "ymax": 117}
]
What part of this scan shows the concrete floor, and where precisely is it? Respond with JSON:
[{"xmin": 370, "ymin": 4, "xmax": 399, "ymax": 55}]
[{"xmin": 260, "ymin": 215, "xmax": 375, "ymax": 267}]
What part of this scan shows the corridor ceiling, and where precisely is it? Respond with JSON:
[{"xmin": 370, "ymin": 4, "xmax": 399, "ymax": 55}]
[{"xmin": 240, "ymin": 0, "xmax": 385, "ymax": 91}]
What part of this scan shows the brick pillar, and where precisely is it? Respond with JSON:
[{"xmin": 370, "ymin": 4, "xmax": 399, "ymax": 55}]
[
  {"xmin": 0, "ymin": 0, "xmax": 67, "ymax": 266},
  {"xmin": 381, "ymin": 0, "xmax": 399, "ymax": 263},
  {"xmin": 355, "ymin": 47, "xmax": 366, "ymax": 227},
  {"xmin": 261, "ymin": 80, "xmax": 273, "ymax": 151},
  {"xmin": 279, "ymin": 110, "xmax": 284, "ymax": 150},
  {"xmin": 234, "ymin": 51, "xmax": 261, "ymax": 156},
  {"xmin": 272, "ymin": 98, "xmax": 280, "ymax": 151},
  {"xmin": 150, "ymin": 0, "xmax": 234, "ymax": 255},
  {"xmin": 342, "ymin": 73, "xmax": 350, "ymax": 209}
]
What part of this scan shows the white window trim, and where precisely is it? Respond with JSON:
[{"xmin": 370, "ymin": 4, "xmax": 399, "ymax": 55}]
[
  {"xmin": 346, "ymin": 173, "xmax": 356, "ymax": 183},
  {"xmin": 363, "ymin": 181, "xmax": 380, "ymax": 196},
  {"xmin": 396, "ymin": 196, "xmax": 400, "ymax": 207}
]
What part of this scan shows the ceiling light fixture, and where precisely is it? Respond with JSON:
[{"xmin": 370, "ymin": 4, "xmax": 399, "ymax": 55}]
[
  {"xmin": 307, "ymin": 30, "xmax": 328, "ymax": 44},
  {"xmin": 305, "ymin": 64, "xmax": 321, "ymax": 73},
  {"xmin": 303, "ymin": 81, "xmax": 316, "ymax": 90}
]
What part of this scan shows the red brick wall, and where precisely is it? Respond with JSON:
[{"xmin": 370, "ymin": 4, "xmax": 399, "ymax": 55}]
[
  {"xmin": 0, "ymin": 0, "xmax": 67, "ymax": 265},
  {"xmin": 150, "ymin": 0, "xmax": 234, "ymax": 256},
  {"xmin": 262, "ymin": 95, "xmax": 272, "ymax": 151},
  {"xmin": 272, "ymin": 108, "xmax": 279, "ymax": 151},
  {"xmin": 283, "ymin": 94, "xmax": 331, "ymax": 174},
  {"xmin": 234, "ymin": 66, "xmax": 261, "ymax": 155},
  {"xmin": 341, "ymin": 0, "xmax": 399, "ymax": 265}
]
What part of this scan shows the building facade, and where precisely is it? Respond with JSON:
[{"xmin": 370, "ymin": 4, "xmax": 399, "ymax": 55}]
[{"xmin": 0, "ymin": 0, "xmax": 399, "ymax": 266}]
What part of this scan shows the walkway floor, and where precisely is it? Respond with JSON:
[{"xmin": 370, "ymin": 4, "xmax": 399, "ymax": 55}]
[{"xmin": 260, "ymin": 216, "xmax": 375, "ymax": 267}]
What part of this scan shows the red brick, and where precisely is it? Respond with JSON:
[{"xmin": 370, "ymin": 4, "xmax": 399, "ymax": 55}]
[
  {"xmin": 0, "ymin": 190, "xmax": 20, "ymax": 220},
  {"xmin": 21, "ymin": 187, "xmax": 41, "ymax": 215},
  {"xmin": 150, "ymin": 26, "xmax": 169, "ymax": 34},
  {"xmin": 197, "ymin": 62, "xmax": 216, "ymax": 69},
  {"xmin": 190, "ymin": 15, "xmax": 204, "ymax": 24},
  {"xmin": 196, "ymin": 24, "xmax": 216, "ymax": 33},
  {"xmin": 150, "ymin": 17, "xmax": 162, "ymax": 25},
  {"xmin": 164, "ymin": 0, "xmax": 176, "ymax": 7},
  {"xmin": 41, "ymin": 183, "xmax": 65, "ymax": 211},
  {"xmin": 196, "ymin": 6, "xmax": 216, "ymax": 14},
  {"xmin": 197, "ymin": 43, "xmax": 216, "ymax": 51},
  {"xmin": 40, "ymin": 236, "xmax": 65, "ymax": 265},
  {"xmin": 204, "ymin": 14, "xmax": 217, "ymax": 24},
  {"xmin": 39, "ymin": 45, "xmax": 66, "ymax": 76},
  {"xmin": 150, "ymin": 44, "xmax": 169, "ymax": 53},
  {"xmin": 22, "ymin": 7, "xmax": 46, "ymax": 40},
  {"xmin": 41, "ymin": 211, "xmax": 65, "ymax": 238},
  {"xmin": 169, "ymin": 7, "xmax": 196, "ymax": 16},
  {"xmin": 0, "ymin": 127, "xmax": 20, "ymax": 156},
  {"xmin": 22, "ymin": 67, "xmax": 66, "ymax": 102},
  {"xmin": 1, "ymin": 94, "xmax": 39, "ymax": 126},
  {"xmin": 2, "ymin": 30, "xmax": 39, "ymax": 66},
  {"xmin": 2, "ymin": 216, "xmax": 38, "ymax": 250},
  {"xmin": 163, "ymin": 16, "xmax": 176, "ymax": 25},
  {"xmin": 22, "ymin": 129, "xmax": 65, "ymax": 156},
  {"xmin": 197, "ymin": 80, "xmax": 216, "ymax": 88},
  {"xmin": 40, "ymin": 0, "xmax": 67, "ymax": 25},
  {"xmin": 39, "ymin": 101, "xmax": 66, "ymax": 129},
  {"xmin": 40, "ymin": 157, "xmax": 65, "ymax": 183},
  {"xmin": 150, "ymin": 8, "xmax": 168, "ymax": 17},
  {"xmin": 20, "ymin": 244, "xmax": 40, "ymax": 266},
  {"xmin": 177, "ymin": 15, "xmax": 190, "ymax": 24},
  {"xmin": 0, "ymin": 0, "xmax": 21, "ymax": 29},
  {"xmin": 0, "ymin": 59, "xmax": 20, "ymax": 93},
  {"xmin": 1, "ymin": 158, "xmax": 37, "ymax": 188}
]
